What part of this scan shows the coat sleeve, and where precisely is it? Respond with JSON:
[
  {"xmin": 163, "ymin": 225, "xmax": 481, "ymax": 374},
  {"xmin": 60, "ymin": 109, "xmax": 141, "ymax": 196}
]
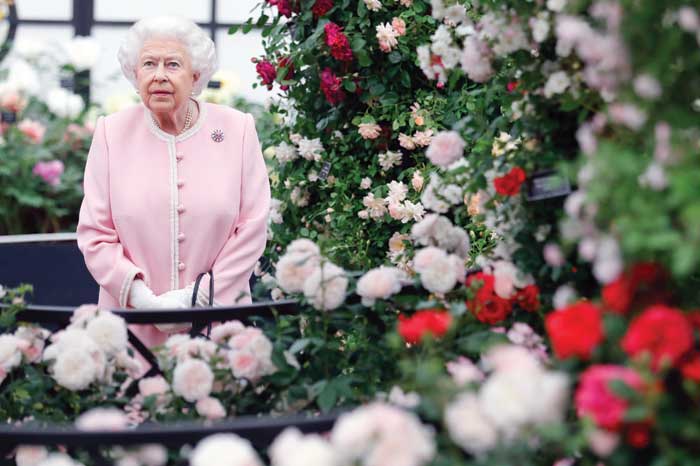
[
  {"xmin": 199, "ymin": 113, "xmax": 271, "ymax": 305},
  {"xmin": 76, "ymin": 116, "xmax": 144, "ymax": 307}
]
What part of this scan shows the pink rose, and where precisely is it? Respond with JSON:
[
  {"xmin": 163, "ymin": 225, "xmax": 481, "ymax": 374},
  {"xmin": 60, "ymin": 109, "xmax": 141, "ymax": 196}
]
[
  {"xmin": 139, "ymin": 375, "xmax": 170, "ymax": 397},
  {"xmin": 0, "ymin": 90, "xmax": 27, "ymax": 113},
  {"xmin": 195, "ymin": 396, "xmax": 226, "ymax": 420},
  {"xmin": 229, "ymin": 350, "xmax": 261, "ymax": 381},
  {"xmin": 425, "ymin": 131, "xmax": 465, "ymax": 167},
  {"xmin": 392, "ymin": 17, "xmax": 406, "ymax": 36},
  {"xmin": 18, "ymin": 119, "xmax": 46, "ymax": 144},
  {"xmin": 76, "ymin": 408, "xmax": 129, "ymax": 431},
  {"xmin": 32, "ymin": 160, "xmax": 64, "ymax": 186}
]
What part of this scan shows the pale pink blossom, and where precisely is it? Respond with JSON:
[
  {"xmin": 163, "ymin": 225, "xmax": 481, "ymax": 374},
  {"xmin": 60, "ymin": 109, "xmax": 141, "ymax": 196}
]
[
  {"xmin": 139, "ymin": 375, "xmax": 170, "ymax": 397},
  {"xmin": 32, "ymin": 160, "xmax": 64, "ymax": 186},
  {"xmin": 446, "ymin": 356, "xmax": 484, "ymax": 385},
  {"xmin": 609, "ymin": 103, "xmax": 647, "ymax": 131},
  {"xmin": 460, "ymin": 37, "xmax": 494, "ymax": 82},
  {"xmin": 0, "ymin": 89, "xmax": 27, "ymax": 113},
  {"xmin": 376, "ymin": 23, "xmax": 399, "ymax": 52},
  {"xmin": 210, "ymin": 321, "xmax": 245, "ymax": 343},
  {"xmin": 587, "ymin": 428, "xmax": 620, "ymax": 457},
  {"xmin": 14, "ymin": 446, "xmax": 48, "ymax": 466},
  {"xmin": 412, "ymin": 129, "xmax": 433, "ymax": 147},
  {"xmin": 76, "ymin": 408, "xmax": 129, "ymax": 431},
  {"xmin": 196, "ymin": 396, "xmax": 226, "ymax": 420},
  {"xmin": 358, "ymin": 122, "xmax": 382, "ymax": 139},
  {"xmin": 633, "ymin": 74, "xmax": 662, "ymax": 100},
  {"xmin": 18, "ymin": 119, "xmax": 46, "ymax": 144},
  {"xmin": 399, "ymin": 133, "xmax": 416, "ymax": 150},
  {"xmin": 543, "ymin": 243, "xmax": 566, "ymax": 267},
  {"xmin": 425, "ymin": 131, "xmax": 465, "ymax": 167},
  {"xmin": 411, "ymin": 171, "xmax": 424, "ymax": 192},
  {"xmin": 356, "ymin": 266, "xmax": 403, "ymax": 306},
  {"xmin": 172, "ymin": 359, "xmax": 214, "ymax": 402},
  {"xmin": 678, "ymin": 7, "xmax": 700, "ymax": 32}
]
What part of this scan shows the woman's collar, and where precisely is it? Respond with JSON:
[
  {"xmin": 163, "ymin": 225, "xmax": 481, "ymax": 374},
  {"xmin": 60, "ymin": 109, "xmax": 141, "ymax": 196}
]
[{"xmin": 144, "ymin": 98, "xmax": 208, "ymax": 142}]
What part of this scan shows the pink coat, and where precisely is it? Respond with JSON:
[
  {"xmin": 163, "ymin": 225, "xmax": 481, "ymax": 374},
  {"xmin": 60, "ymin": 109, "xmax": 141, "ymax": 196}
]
[{"xmin": 77, "ymin": 101, "xmax": 270, "ymax": 347}]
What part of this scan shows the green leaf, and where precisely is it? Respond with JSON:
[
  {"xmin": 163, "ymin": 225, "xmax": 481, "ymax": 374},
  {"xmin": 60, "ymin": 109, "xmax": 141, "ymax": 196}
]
[{"xmin": 317, "ymin": 381, "xmax": 338, "ymax": 411}]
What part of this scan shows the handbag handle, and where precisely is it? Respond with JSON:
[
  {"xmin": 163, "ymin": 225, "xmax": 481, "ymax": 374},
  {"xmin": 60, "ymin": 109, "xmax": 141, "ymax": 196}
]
[{"xmin": 191, "ymin": 270, "xmax": 214, "ymax": 307}]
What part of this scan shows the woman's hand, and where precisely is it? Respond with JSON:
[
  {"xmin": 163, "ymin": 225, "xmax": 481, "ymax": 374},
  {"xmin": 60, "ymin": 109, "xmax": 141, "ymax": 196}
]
[{"xmin": 128, "ymin": 279, "xmax": 186, "ymax": 309}]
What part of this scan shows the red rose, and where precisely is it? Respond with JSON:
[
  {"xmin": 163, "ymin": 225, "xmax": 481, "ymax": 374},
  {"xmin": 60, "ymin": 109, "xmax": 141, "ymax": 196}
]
[
  {"xmin": 324, "ymin": 22, "xmax": 354, "ymax": 62},
  {"xmin": 681, "ymin": 353, "xmax": 700, "ymax": 381},
  {"xmin": 255, "ymin": 60, "xmax": 276, "ymax": 88},
  {"xmin": 493, "ymin": 167, "xmax": 526, "ymax": 196},
  {"xmin": 466, "ymin": 273, "xmax": 513, "ymax": 324},
  {"xmin": 545, "ymin": 301, "xmax": 604, "ymax": 360},
  {"xmin": 266, "ymin": 0, "xmax": 298, "ymax": 17},
  {"xmin": 625, "ymin": 423, "xmax": 651, "ymax": 448},
  {"xmin": 507, "ymin": 81, "xmax": 519, "ymax": 92},
  {"xmin": 398, "ymin": 309, "xmax": 452, "ymax": 344},
  {"xmin": 602, "ymin": 262, "xmax": 668, "ymax": 314},
  {"xmin": 621, "ymin": 305, "xmax": 693, "ymax": 370},
  {"xmin": 312, "ymin": 0, "xmax": 333, "ymax": 17},
  {"xmin": 575, "ymin": 364, "xmax": 644, "ymax": 431},
  {"xmin": 277, "ymin": 56, "xmax": 295, "ymax": 81},
  {"xmin": 514, "ymin": 284, "xmax": 540, "ymax": 312},
  {"xmin": 319, "ymin": 68, "xmax": 346, "ymax": 106}
]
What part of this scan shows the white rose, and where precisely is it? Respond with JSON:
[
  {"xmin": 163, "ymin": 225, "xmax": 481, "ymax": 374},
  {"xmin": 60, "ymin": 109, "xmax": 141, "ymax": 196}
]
[
  {"xmin": 356, "ymin": 266, "xmax": 402, "ymax": 306},
  {"xmin": 303, "ymin": 262, "xmax": 348, "ymax": 311},
  {"xmin": 63, "ymin": 36, "xmax": 100, "ymax": 71},
  {"xmin": 479, "ymin": 369, "xmax": 540, "ymax": 437},
  {"xmin": 45, "ymin": 88, "xmax": 85, "ymax": 119},
  {"xmin": 269, "ymin": 428, "xmax": 340, "ymax": 466},
  {"xmin": 15, "ymin": 446, "xmax": 48, "ymax": 466},
  {"xmin": 190, "ymin": 434, "xmax": 263, "ymax": 466},
  {"xmin": 444, "ymin": 393, "xmax": 498, "ymax": 456},
  {"xmin": 0, "ymin": 334, "xmax": 22, "ymax": 371},
  {"xmin": 172, "ymin": 359, "xmax": 214, "ymax": 402},
  {"xmin": 76, "ymin": 408, "xmax": 129, "ymax": 431},
  {"xmin": 36, "ymin": 453, "xmax": 84, "ymax": 466},
  {"xmin": 86, "ymin": 312, "xmax": 127, "ymax": 356},
  {"xmin": 275, "ymin": 251, "xmax": 321, "ymax": 293}
]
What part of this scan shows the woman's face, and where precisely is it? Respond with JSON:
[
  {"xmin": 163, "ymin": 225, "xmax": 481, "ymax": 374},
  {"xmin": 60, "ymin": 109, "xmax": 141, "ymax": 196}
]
[{"xmin": 135, "ymin": 38, "xmax": 199, "ymax": 114}]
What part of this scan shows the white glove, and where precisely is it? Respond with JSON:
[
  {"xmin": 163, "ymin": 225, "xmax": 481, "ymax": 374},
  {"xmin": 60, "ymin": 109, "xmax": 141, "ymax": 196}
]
[
  {"xmin": 154, "ymin": 284, "xmax": 198, "ymax": 333},
  {"xmin": 129, "ymin": 279, "xmax": 189, "ymax": 309}
]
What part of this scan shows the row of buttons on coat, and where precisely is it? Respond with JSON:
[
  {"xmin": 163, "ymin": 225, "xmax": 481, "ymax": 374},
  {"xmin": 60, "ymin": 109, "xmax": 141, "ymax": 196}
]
[{"xmin": 177, "ymin": 152, "xmax": 186, "ymax": 272}]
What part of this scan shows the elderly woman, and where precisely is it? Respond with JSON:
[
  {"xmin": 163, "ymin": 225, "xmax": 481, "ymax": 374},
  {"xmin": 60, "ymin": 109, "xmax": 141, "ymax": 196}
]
[{"xmin": 77, "ymin": 16, "xmax": 270, "ymax": 345}]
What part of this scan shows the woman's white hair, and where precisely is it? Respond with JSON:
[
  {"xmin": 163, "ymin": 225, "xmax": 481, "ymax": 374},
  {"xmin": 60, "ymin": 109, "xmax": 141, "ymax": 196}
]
[{"xmin": 117, "ymin": 16, "xmax": 217, "ymax": 96}]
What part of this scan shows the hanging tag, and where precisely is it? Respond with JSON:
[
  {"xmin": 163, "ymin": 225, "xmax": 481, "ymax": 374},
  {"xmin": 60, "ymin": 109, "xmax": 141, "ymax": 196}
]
[
  {"xmin": 1, "ymin": 111, "xmax": 17, "ymax": 124},
  {"xmin": 319, "ymin": 161, "xmax": 332, "ymax": 180},
  {"xmin": 526, "ymin": 170, "xmax": 571, "ymax": 201}
]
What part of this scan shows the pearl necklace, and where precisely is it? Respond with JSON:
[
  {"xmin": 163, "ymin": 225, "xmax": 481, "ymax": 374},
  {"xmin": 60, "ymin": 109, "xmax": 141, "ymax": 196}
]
[{"xmin": 152, "ymin": 100, "xmax": 194, "ymax": 135}]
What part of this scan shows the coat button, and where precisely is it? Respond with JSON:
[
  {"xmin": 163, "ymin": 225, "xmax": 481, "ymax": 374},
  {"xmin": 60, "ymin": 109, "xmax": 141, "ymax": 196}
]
[
  {"xmin": 178, "ymin": 232, "xmax": 186, "ymax": 242},
  {"xmin": 176, "ymin": 153, "xmax": 184, "ymax": 161},
  {"xmin": 177, "ymin": 180, "xmax": 184, "ymax": 188},
  {"xmin": 177, "ymin": 205, "xmax": 185, "ymax": 214},
  {"xmin": 178, "ymin": 262, "xmax": 186, "ymax": 271}
]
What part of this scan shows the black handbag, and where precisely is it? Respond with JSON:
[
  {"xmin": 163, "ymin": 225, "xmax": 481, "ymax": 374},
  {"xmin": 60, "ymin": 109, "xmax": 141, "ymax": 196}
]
[{"xmin": 189, "ymin": 270, "xmax": 214, "ymax": 337}]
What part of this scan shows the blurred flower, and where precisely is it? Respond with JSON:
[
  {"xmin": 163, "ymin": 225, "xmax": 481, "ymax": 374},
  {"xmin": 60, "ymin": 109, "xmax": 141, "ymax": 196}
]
[
  {"xmin": 444, "ymin": 393, "xmax": 498, "ymax": 456},
  {"xmin": 398, "ymin": 308, "xmax": 452, "ymax": 344},
  {"xmin": 320, "ymin": 68, "xmax": 346, "ymax": 105},
  {"xmin": 269, "ymin": 428, "xmax": 339, "ymax": 466},
  {"xmin": 425, "ymin": 131, "xmax": 465, "ymax": 167},
  {"xmin": 32, "ymin": 160, "xmax": 64, "ymax": 186},
  {"xmin": 325, "ymin": 22, "xmax": 354, "ymax": 61},
  {"xmin": 63, "ymin": 36, "xmax": 100, "ymax": 71},
  {"xmin": 493, "ymin": 167, "xmax": 526, "ymax": 196},
  {"xmin": 196, "ymin": 397, "xmax": 226, "ymax": 420},
  {"xmin": 18, "ymin": 119, "xmax": 46, "ymax": 144},
  {"xmin": 358, "ymin": 122, "xmax": 382, "ymax": 139},
  {"xmin": 357, "ymin": 266, "xmax": 403, "ymax": 306},
  {"xmin": 546, "ymin": 302, "xmax": 604, "ymax": 360},
  {"xmin": 303, "ymin": 262, "xmax": 348, "ymax": 311},
  {"xmin": 191, "ymin": 434, "xmax": 262, "ymax": 466},
  {"xmin": 172, "ymin": 358, "xmax": 214, "ymax": 402},
  {"xmin": 621, "ymin": 305, "xmax": 693, "ymax": 370},
  {"xmin": 575, "ymin": 365, "xmax": 644, "ymax": 431},
  {"xmin": 76, "ymin": 408, "xmax": 128, "ymax": 431},
  {"xmin": 466, "ymin": 272, "xmax": 513, "ymax": 324},
  {"xmin": 376, "ymin": 23, "xmax": 399, "ymax": 52}
]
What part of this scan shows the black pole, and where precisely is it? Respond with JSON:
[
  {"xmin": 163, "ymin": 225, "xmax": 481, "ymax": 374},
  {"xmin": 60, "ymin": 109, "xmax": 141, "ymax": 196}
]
[{"xmin": 72, "ymin": 0, "xmax": 94, "ymax": 103}]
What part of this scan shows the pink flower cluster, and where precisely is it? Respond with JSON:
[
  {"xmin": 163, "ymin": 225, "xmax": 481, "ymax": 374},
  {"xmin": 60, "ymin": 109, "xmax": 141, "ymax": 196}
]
[{"xmin": 32, "ymin": 160, "xmax": 65, "ymax": 187}]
